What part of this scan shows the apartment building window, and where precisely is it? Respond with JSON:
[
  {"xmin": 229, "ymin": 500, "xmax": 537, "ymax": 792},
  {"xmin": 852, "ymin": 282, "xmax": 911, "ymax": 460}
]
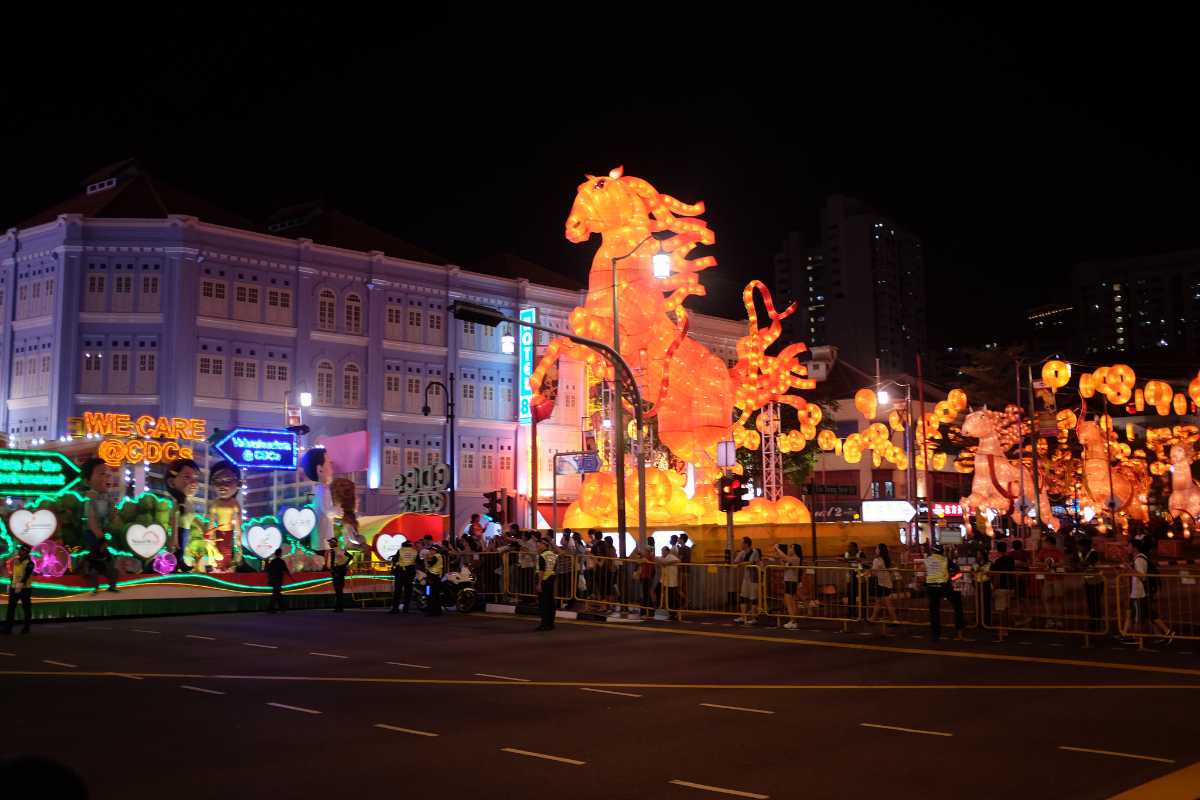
[
  {"xmin": 109, "ymin": 351, "xmax": 130, "ymax": 393},
  {"xmin": 385, "ymin": 305, "xmax": 404, "ymax": 339},
  {"xmin": 343, "ymin": 363, "xmax": 361, "ymax": 406},
  {"xmin": 317, "ymin": 290, "xmax": 336, "ymax": 331},
  {"xmin": 199, "ymin": 279, "xmax": 227, "ymax": 316},
  {"xmin": 316, "ymin": 360, "xmax": 334, "ymax": 405},
  {"xmin": 385, "ymin": 373, "xmax": 402, "ymax": 411},
  {"xmin": 344, "ymin": 294, "xmax": 363, "ymax": 334},
  {"xmin": 265, "ymin": 289, "xmax": 292, "ymax": 325}
]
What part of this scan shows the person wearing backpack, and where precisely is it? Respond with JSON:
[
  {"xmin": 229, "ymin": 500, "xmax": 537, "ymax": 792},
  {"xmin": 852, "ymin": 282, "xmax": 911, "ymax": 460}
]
[
  {"xmin": 733, "ymin": 537, "xmax": 762, "ymax": 625},
  {"xmin": 1122, "ymin": 536, "xmax": 1173, "ymax": 644}
]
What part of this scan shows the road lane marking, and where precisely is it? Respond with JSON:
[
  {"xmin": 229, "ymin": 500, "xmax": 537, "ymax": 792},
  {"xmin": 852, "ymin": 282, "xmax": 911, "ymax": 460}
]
[
  {"xmin": 309, "ymin": 652, "xmax": 348, "ymax": 659},
  {"xmin": 503, "ymin": 615, "xmax": 1200, "ymax": 679},
  {"xmin": 669, "ymin": 779, "xmax": 769, "ymax": 798},
  {"xmin": 860, "ymin": 722, "xmax": 952, "ymax": 737},
  {"xmin": 386, "ymin": 662, "xmax": 431, "ymax": 669},
  {"xmin": 186, "ymin": 635, "xmax": 216, "ymax": 641},
  {"xmin": 375, "ymin": 723, "xmax": 438, "ymax": 737},
  {"xmin": 700, "ymin": 702, "xmax": 774, "ymax": 715},
  {"xmin": 42, "ymin": 660, "xmax": 77, "ymax": 668},
  {"xmin": 1058, "ymin": 746, "xmax": 1175, "ymax": 764},
  {"xmin": 580, "ymin": 687, "xmax": 643, "ymax": 698},
  {"xmin": 243, "ymin": 643, "xmax": 278, "ymax": 650},
  {"xmin": 133, "ymin": 629, "xmax": 160, "ymax": 634},
  {"xmin": 267, "ymin": 702, "xmax": 320, "ymax": 715},
  {"xmin": 0, "ymin": 651, "xmax": 14, "ymax": 657},
  {"xmin": 181, "ymin": 685, "xmax": 226, "ymax": 695},
  {"xmin": 474, "ymin": 673, "xmax": 529, "ymax": 682},
  {"xmin": 500, "ymin": 747, "xmax": 584, "ymax": 766}
]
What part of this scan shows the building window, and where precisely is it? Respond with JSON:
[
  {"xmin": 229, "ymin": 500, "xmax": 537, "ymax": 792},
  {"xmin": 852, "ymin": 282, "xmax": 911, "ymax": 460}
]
[
  {"xmin": 408, "ymin": 310, "xmax": 422, "ymax": 327},
  {"xmin": 462, "ymin": 383, "xmax": 475, "ymax": 400},
  {"xmin": 384, "ymin": 447, "xmax": 401, "ymax": 467},
  {"xmin": 426, "ymin": 450, "xmax": 440, "ymax": 465},
  {"xmin": 405, "ymin": 449, "xmax": 422, "ymax": 468},
  {"xmin": 84, "ymin": 353, "xmax": 101, "ymax": 372},
  {"xmin": 343, "ymin": 363, "xmax": 361, "ymax": 406},
  {"xmin": 344, "ymin": 294, "xmax": 363, "ymax": 334},
  {"xmin": 142, "ymin": 276, "xmax": 159, "ymax": 296},
  {"xmin": 201, "ymin": 280, "xmax": 226, "ymax": 300},
  {"xmin": 318, "ymin": 290, "xmax": 336, "ymax": 331},
  {"xmin": 138, "ymin": 353, "xmax": 156, "ymax": 373},
  {"xmin": 429, "ymin": 313, "xmax": 443, "ymax": 331},
  {"xmin": 316, "ymin": 361, "xmax": 334, "ymax": 405},
  {"xmin": 482, "ymin": 385, "xmax": 495, "ymax": 402},
  {"xmin": 114, "ymin": 276, "xmax": 133, "ymax": 294},
  {"xmin": 481, "ymin": 454, "xmax": 494, "ymax": 471},
  {"xmin": 499, "ymin": 454, "xmax": 513, "ymax": 473},
  {"xmin": 110, "ymin": 353, "xmax": 129, "ymax": 373}
]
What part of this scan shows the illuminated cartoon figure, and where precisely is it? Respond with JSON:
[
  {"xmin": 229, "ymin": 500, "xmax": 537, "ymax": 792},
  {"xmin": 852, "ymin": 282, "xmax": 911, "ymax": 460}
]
[
  {"xmin": 960, "ymin": 406, "xmax": 1059, "ymax": 532},
  {"xmin": 202, "ymin": 460, "xmax": 242, "ymax": 572},
  {"xmin": 535, "ymin": 168, "xmax": 815, "ymax": 528},
  {"xmin": 164, "ymin": 458, "xmax": 202, "ymax": 572},
  {"xmin": 1169, "ymin": 442, "xmax": 1200, "ymax": 529},
  {"xmin": 300, "ymin": 448, "xmax": 335, "ymax": 553},
  {"xmin": 331, "ymin": 477, "xmax": 368, "ymax": 560},
  {"xmin": 1076, "ymin": 418, "xmax": 1150, "ymax": 527}
]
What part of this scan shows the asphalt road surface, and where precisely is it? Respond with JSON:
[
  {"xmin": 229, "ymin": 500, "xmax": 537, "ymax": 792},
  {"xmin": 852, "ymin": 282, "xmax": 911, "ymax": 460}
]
[{"xmin": 3, "ymin": 609, "xmax": 1200, "ymax": 800}]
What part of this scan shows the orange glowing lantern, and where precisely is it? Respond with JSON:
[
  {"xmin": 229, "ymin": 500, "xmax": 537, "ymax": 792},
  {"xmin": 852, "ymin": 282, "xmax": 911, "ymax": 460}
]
[
  {"xmin": 1134, "ymin": 388, "xmax": 1145, "ymax": 412},
  {"xmin": 948, "ymin": 388, "xmax": 968, "ymax": 412},
  {"xmin": 1079, "ymin": 372, "xmax": 1096, "ymax": 399},
  {"xmin": 1175, "ymin": 392, "xmax": 1188, "ymax": 416},
  {"xmin": 854, "ymin": 388, "xmax": 877, "ymax": 420},
  {"xmin": 1189, "ymin": 376, "xmax": 1200, "ymax": 408},
  {"xmin": 817, "ymin": 429, "xmax": 837, "ymax": 451},
  {"xmin": 888, "ymin": 410, "xmax": 905, "ymax": 432},
  {"xmin": 1145, "ymin": 380, "xmax": 1173, "ymax": 416},
  {"xmin": 1041, "ymin": 360, "xmax": 1071, "ymax": 389}
]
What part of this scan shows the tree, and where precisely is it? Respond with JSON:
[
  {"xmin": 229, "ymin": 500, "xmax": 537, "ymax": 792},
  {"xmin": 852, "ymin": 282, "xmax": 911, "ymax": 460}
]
[{"xmin": 957, "ymin": 345, "xmax": 1023, "ymax": 410}]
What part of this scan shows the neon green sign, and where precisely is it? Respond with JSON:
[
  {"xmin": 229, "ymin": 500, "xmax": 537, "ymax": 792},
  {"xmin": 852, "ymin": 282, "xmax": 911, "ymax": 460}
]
[{"xmin": 0, "ymin": 449, "xmax": 81, "ymax": 497}]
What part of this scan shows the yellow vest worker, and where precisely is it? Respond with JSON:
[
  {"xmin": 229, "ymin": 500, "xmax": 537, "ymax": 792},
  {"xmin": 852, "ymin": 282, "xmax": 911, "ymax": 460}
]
[
  {"xmin": 423, "ymin": 547, "xmax": 445, "ymax": 617},
  {"xmin": 390, "ymin": 542, "xmax": 418, "ymax": 615},
  {"xmin": 925, "ymin": 545, "xmax": 965, "ymax": 642},
  {"xmin": 925, "ymin": 553, "xmax": 949, "ymax": 585},
  {"xmin": 535, "ymin": 541, "xmax": 558, "ymax": 632}
]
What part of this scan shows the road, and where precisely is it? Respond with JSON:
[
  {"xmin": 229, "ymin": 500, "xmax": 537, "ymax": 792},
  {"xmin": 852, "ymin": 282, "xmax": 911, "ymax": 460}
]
[{"xmin": 3, "ymin": 608, "xmax": 1200, "ymax": 800}]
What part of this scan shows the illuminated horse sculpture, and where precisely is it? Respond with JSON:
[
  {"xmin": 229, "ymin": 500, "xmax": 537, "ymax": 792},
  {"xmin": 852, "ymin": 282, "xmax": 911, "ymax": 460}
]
[
  {"xmin": 1076, "ymin": 418, "xmax": 1150, "ymax": 526},
  {"xmin": 532, "ymin": 167, "xmax": 812, "ymax": 463},
  {"xmin": 532, "ymin": 167, "xmax": 813, "ymax": 527},
  {"xmin": 1168, "ymin": 442, "xmax": 1200, "ymax": 527},
  {"xmin": 961, "ymin": 406, "xmax": 1059, "ymax": 531}
]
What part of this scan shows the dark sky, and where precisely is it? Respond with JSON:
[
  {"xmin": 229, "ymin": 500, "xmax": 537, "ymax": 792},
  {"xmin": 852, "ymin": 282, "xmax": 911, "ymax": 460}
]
[{"xmin": 3, "ymin": 8, "xmax": 1198, "ymax": 346}]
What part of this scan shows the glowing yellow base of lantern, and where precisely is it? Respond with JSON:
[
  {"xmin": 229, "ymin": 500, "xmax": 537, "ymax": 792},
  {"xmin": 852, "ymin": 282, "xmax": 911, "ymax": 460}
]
[{"xmin": 561, "ymin": 469, "xmax": 811, "ymax": 529}]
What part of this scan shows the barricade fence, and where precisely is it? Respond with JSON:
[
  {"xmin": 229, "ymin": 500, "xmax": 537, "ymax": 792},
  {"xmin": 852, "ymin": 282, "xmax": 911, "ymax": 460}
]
[
  {"xmin": 666, "ymin": 562, "xmax": 759, "ymax": 619},
  {"xmin": 762, "ymin": 565, "xmax": 862, "ymax": 625},
  {"xmin": 978, "ymin": 570, "xmax": 1108, "ymax": 640},
  {"xmin": 1114, "ymin": 571, "xmax": 1200, "ymax": 645}
]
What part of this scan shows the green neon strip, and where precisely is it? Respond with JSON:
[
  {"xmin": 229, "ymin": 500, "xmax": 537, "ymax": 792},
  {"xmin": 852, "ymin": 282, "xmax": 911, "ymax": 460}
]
[{"xmin": 0, "ymin": 574, "xmax": 392, "ymax": 594}]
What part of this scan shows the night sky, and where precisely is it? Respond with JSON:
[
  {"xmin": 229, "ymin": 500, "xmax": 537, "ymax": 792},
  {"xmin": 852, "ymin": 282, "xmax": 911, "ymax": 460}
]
[{"xmin": 3, "ymin": 8, "xmax": 1197, "ymax": 347}]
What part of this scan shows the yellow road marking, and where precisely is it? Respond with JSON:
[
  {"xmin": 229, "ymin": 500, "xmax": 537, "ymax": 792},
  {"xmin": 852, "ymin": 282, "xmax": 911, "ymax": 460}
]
[
  {"xmin": 669, "ymin": 779, "xmax": 769, "ymax": 799},
  {"xmin": 375, "ymin": 723, "xmax": 438, "ymax": 737},
  {"xmin": 580, "ymin": 687, "xmax": 642, "ymax": 698},
  {"xmin": 0, "ymin": 671, "xmax": 1197, "ymax": 690},
  {"xmin": 861, "ymin": 722, "xmax": 953, "ymax": 737},
  {"xmin": 1108, "ymin": 759, "xmax": 1200, "ymax": 799},
  {"xmin": 700, "ymin": 702, "xmax": 774, "ymax": 715},
  {"xmin": 478, "ymin": 614, "xmax": 1200, "ymax": 679},
  {"xmin": 1059, "ymin": 746, "xmax": 1174, "ymax": 764},
  {"xmin": 500, "ymin": 747, "xmax": 584, "ymax": 766}
]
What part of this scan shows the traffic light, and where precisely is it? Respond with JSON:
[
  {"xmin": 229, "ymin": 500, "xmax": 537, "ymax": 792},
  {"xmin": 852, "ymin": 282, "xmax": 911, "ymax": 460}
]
[
  {"xmin": 717, "ymin": 475, "xmax": 750, "ymax": 514},
  {"xmin": 483, "ymin": 490, "xmax": 503, "ymax": 520}
]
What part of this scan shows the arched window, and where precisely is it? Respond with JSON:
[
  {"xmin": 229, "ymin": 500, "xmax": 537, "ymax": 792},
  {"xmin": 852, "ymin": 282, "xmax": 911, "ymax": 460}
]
[
  {"xmin": 316, "ymin": 360, "xmax": 335, "ymax": 405},
  {"xmin": 317, "ymin": 290, "xmax": 336, "ymax": 331},
  {"xmin": 343, "ymin": 363, "xmax": 361, "ymax": 407},
  {"xmin": 344, "ymin": 293, "xmax": 362, "ymax": 334}
]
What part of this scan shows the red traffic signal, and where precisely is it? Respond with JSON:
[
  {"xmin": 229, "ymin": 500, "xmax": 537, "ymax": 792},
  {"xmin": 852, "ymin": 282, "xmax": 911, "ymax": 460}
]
[{"xmin": 717, "ymin": 474, "xmax": 750, "ymax": 513}]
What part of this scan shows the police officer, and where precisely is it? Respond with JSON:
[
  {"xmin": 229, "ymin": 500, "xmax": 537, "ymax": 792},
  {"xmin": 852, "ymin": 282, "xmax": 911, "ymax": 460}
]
[
  {"xmin": 535, "ymin": 536, "xmax": 558, "ymax": 631},
  {"xmin": 389, "ymin": 541, "xmax": 418, "ymax": 614},
  {"xmin": 326, "ymin": 537, "xmax": 353, "ymax": 612},
  {"xmin": 422, "ymin": 543, "xmax": 445, "ymax": 616},
  {"xmin": 925, "ymin": 543, "xmax": 965, "ymax": 641}
]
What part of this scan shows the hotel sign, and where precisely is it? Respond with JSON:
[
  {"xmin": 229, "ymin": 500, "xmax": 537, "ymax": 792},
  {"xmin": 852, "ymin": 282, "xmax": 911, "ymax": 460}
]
[{"xmin": 517, "ymin": 307, "xmax": 537, "ymax": 424}]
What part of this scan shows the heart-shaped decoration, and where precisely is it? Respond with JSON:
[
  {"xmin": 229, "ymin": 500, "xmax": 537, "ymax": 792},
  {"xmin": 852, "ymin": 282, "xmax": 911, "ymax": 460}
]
[
  {"xmin": 373, "ymin": 533, "xmax": 406, "ymax": 562},
  {"xmin": 282, "ymin": 507, "xmax": 317, "ymax": 540},
  {"xmin": 126, "ymin": 523, "xmax": 167, "ymax": 559},
  {"xmin": 245, "ymin": 525, "xmax": 282, "ymax": 559},
  {"xmin": 8, "ymin": 509, "xmax": 58, "ymax": 547}
]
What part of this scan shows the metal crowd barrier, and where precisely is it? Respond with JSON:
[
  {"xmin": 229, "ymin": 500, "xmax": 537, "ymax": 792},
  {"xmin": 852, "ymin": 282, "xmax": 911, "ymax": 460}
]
[
  {"xmin": 762, "ymin": 564, "xmax": 862, "ymax": 627},
  {"xmin": 573, "ymin": 555, "xmax": 657, "ymax": 616},
  {"xmin": 502, "ymin": 551, "xmax": 576, "ymax": 603},
  {"xmin": 1114, "ymin": 570, "xmax": 1200, "ymax": 648},
  {"xmin": 978, "ymin": 570, "xmax": 1108, "ymax": 643},
  {"xmin": 663, "ymin": 562, "xmax": 761, "ymax": 619}
]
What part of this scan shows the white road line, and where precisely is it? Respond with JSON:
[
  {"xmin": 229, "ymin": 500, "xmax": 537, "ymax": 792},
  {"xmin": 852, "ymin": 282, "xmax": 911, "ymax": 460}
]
[
  {"xmin": 1058, "ymin": 746, "xmax": 1175, "ymax": 764},
  {"xmin": 669, "ymin": 779, "xmax": 769, "ymax": 799},
  {"xmin": 0, "ymin": 651, "xmax": 14, "ymax": 657},
  {"xmin": 386, "ymin": 662, "xmax": 432, "ymax": 669},
  {"xmin": 580, "ymin": 687, "xmax": 643, "ymax": 698},
  {"xmin": 267, "ymin": 702, "xmax": 321, "ymax": 715},
  {"xmin": 700, "ymin": 705, "xmax": 772, "ymax": 714},
  {"xmin": 132, "ymin": 628, "xmax": 160, "ymax": 634},
  {"xmin": 475, "ymin": 672, "xmax": 529, "ymax": 682},
  {"xmin": 500, "ymin": 747, "xmax": 585, "ymax": 766},
  {"xmin": 186, "ymin": 634, "xmax": 216, "ymax": 641},
  {"xmin": 860, "ymin": 722, "xmax": 953, "ymax": 737},
  {"xmin": 181, "ymin": 685, "xmax": 226, "ymax": 696},
  {"xmin": 243, "ymin": 642, "xmax": 278, "ymax": 649},
  {"xmin": 43, "ymin": 660, "xmax": 78, "ymax": 668},
  {"xmin": 309, "ymin": 652, "xmax": 348, "ymax": 659},
  {"xmin": 375, "ymin": 723, "xmax": 438, "ymax": 737}
]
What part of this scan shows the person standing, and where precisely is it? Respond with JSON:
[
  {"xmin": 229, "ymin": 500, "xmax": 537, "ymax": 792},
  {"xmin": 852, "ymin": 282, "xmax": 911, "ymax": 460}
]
[
  {"xmin": 637, "ymin": 537, "xmax": 657, "ymax": 618},
  {"xmin": 867, "ymin": 543, "xmax": 898, "ymax": 628},
  {"xmin": 657, "ymin": 545, "xmax": 682, "ymax": 621},
  {"xmin": 1074, "ymin": 537, "xmax": 1104, "ymax": 632},
  {"xmin": 3, "ymin": 545, "xmax": 34, "ymax": 635},
  {"xmin": 990, "ymin": 541, "xmax": 1016, "ymax": 641},
  {"xmin": 326, "ymin": 537, "xmax": 352, "ymax": 612},
  {"xmin": 1122, "ymin": 536, "xmax": 1173, "ymax": 643},
  {"xmin": 677, "ymin": 533, "xmax": 693, "ymax": 609},
  {"xmin": 389, "ymin": 541, "xmax": 418, "ymax": 614},
  {"xmin": 81, "ymin": 458, "xmax": 119, "ymax": 593},
  {"xmin": 423, "ymin": 544, "xmax": 445, "ymax": 616},
  {"xmin": 734, "ymin": 537, "xmax": 762, "ymax": 625},
  {"xmin": 534, "ymin": 538, "xmax": 558, "ymax": 631},
  {"xmin": 924, "ymin": 544, "xmax": 965, "ymax": 641},
  {"xmin": 266, "ymin": 548, "xmax": 290, "ymax": 613},
  {"xmin": 843, "ymin": 541, "xmax": 862, "ymax": 614}
]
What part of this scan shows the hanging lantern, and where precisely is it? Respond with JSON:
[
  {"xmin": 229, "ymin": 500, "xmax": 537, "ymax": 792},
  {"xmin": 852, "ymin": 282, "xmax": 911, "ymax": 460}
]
[
  {"xmin": 1134, "ymin": 388, "xmax": 1145, "ymax": 412},
  {"xmin": 1174, "ymin": 392, "xmax": 1188, "ymax": 416},
  {"xmin": 817, "ymin": 429, "xmax": 838, "ymax": 451},
  {"xmin": 1079, "ymin": 372, "xmax": 1096, "ymax": 399},
  {"xmin": 1189, "ymin": 376, "xmax": 1200, "ymax": 408},
  {"xmin": 1041, "ymin": 360, "xmax": 1071, "ymax": 389},
  {"xmin": 1126, "ymin": 423, "xmax": 1135, "ymax": 441},
  {"xmin": 1145, "ymin": 380, "xmax": 1173, "ymax": 415},
  {"xmin": 947, "ymin": 388, "xmax": 968, "ymax": 411},
  {"xmin": 854, "ymin": 388, "xmax": 878, "ymax": 420}
]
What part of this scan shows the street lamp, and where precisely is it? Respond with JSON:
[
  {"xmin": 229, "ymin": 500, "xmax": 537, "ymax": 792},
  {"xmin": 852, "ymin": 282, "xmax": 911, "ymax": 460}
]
[
  {"xmin": 451, "ymin": 300, "xmax": 649, "ymax": 550},
  {"xmin": 875, "ymin": 379, "xmax": 916, "ymax": 543},
  {"xmin": 651, "ymin": 244, "xmax": 672, "ymax": 280},
  {"xmin": 299, "ymin": 392, "xmax": 313, "ymax": 408},
  {"xmin": 422, "ymin": 373, "xmax": 456, "ymax": 537}
]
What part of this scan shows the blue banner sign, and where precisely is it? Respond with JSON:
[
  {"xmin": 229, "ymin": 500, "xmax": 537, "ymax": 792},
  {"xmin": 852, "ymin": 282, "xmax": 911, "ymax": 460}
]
[
  {"xmin": 214, "ymin": 428, "xmax": 298, "ymax": 471},
  {"xmin": 517, "ymin": 307, "xmax": 537, "ymax": 424}
]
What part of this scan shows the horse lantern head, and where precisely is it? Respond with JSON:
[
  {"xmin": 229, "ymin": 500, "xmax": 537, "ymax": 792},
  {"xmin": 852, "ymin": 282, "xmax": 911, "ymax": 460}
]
[
  {"xmin": 565, "ymin": 167, "xmax": 642, "ymax": 243},
  {"xmin": 961, "ymin": 407, "xmax": 990, "ymax": 438}
]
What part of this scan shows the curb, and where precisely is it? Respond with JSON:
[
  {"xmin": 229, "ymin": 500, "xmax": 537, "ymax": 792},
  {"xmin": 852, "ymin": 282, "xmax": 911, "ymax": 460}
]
[{"xmin": 484, "ymin": 603, "xmax": 647, "ymax": 623}]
